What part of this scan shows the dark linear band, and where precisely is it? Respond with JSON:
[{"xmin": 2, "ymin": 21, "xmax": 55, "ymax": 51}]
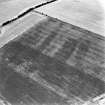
[{"xmin": 1, "ymin": 0, "xmax": 58, "ymax": 27}]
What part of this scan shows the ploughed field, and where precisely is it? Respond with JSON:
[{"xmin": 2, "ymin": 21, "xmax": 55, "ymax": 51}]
[{"xmin": 0, "ymin": 17, "xmax": 105, "ymax": 105}]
